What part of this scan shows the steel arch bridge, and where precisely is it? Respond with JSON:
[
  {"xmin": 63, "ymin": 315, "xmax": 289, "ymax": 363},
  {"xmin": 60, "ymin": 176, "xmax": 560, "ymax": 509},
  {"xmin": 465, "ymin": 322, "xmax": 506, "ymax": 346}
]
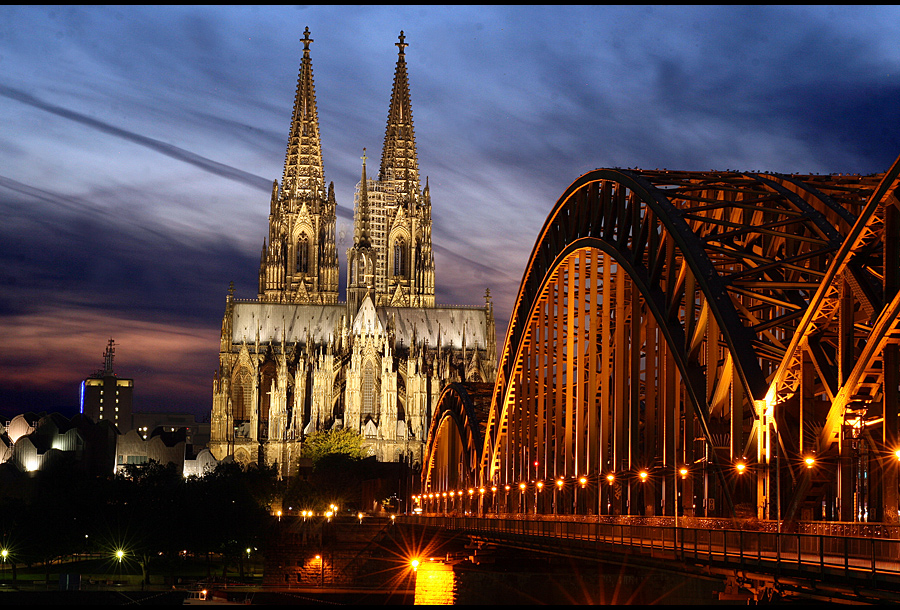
[{"xmin": 421, "ymin": 154, "xmax": 900, "ymax": 525}]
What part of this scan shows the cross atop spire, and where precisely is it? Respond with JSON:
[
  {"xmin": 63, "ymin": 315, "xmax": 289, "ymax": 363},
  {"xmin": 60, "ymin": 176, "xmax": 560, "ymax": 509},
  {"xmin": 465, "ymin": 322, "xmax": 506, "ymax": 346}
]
[
  {"xmin": 396, "ymin": 30, "xmax": 407, "ymax": 55},
  {"xmin": 301, "ymin": 26, "xmax": 313, "ymax": 53}
]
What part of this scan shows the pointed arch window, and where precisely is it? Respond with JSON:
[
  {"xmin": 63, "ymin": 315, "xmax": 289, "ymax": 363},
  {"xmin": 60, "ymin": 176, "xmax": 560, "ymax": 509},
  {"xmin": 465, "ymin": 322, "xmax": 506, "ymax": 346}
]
[
  {"xmin": 362, "ymin": 361, "xmax": 376, "ymax": 417},
  {"xmin": 296, "ymin": 234, "xmax": 310, "ymax": 274},
  {"xmin": 393, "ymin": 237, "xmax": 406, "ymax": 277}
]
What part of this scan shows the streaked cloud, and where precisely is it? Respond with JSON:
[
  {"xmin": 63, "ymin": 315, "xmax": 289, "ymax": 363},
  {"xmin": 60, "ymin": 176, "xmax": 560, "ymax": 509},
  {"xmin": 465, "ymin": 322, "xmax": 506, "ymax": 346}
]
[{"xmin": 1, "ymin": 5, "xmax": 899, "ymax": 417}]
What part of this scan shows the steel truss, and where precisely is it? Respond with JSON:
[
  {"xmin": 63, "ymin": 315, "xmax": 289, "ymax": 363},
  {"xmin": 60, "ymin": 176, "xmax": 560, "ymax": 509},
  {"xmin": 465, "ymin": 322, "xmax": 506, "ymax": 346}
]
[{"xmin": 423, "ymin": 156, "xmax": 900, "ymax": 525}]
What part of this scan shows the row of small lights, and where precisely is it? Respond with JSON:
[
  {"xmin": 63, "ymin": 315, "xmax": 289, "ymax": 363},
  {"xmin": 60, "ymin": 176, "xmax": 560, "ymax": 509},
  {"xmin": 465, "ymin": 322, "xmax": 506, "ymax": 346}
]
[{"xmin": 417, "ymin": 456, "xmax": 834, "ymax": 501}]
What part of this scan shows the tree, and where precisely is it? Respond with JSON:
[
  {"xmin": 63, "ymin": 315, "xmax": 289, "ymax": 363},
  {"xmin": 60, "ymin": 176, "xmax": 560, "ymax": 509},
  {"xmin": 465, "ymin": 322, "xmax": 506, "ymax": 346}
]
[{"xmin": 300, "ymin": 428, "xmax": 368, "ymax": 466}]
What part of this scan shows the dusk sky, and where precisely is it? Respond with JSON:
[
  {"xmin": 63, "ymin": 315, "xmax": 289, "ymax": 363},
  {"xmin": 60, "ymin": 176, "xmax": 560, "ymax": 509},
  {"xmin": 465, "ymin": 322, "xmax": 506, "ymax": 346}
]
[{"xmin": 2, "ymin": 5, "xmax": 899, "ymax": 419}]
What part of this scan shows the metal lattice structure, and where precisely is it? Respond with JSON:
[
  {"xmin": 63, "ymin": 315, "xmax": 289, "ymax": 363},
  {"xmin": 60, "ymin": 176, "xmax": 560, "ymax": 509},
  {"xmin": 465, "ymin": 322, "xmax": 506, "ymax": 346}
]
[{"xmin": 421, "ymin": 155, "xmax": 900, "ymax": 524}]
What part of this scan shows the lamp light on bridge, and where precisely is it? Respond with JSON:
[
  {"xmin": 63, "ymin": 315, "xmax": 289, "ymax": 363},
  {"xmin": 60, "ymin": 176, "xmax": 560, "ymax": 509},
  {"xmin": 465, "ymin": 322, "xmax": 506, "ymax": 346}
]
[
  {"xmin": 468, "ymin": 488, "xmax": 474, "ymax": 496},
  {"xmin": 536, "ymin": 481, "xmax": 544, "ymax": 491},
  {"xmin": 442, "ymin": 492, "xmax": 447, "ymax": 497},
  {"xmin": 1, "ymin": 549, "xmax": 7, "ymax": 561},
  {"xmin": 449, "ymin": 491, "xmax": 455, "ymax": 497},
  {"xmin": 735, "ymin": 461, "xmax": 746, "ymax": 474},
  {"xmin": 606, "ymin": 473, "xmax": 615, "ymax": 484},
  {"xmin": 504, "ymin": 485, "xmax": 511, "ymax": 491},
  {"xmin": 579, "ymin": 476, "xmax": 587, "ymax": 487},
  {"xmin": 638, "ymin": 470, "xmax": 648, "ymax": 482},
  {"xmin": 115, "ymin": 549, "xmax": 125, "ymax": 562},
  {"xmin": 556, "ymin": 479, "xmax": 564, "ymax": 489},
  {"xmin": 479, "ymin": 487, "xmax": 486, "ymax": 495},
  {"xmin": 894, "ymin": 448, "xmax": 900, "ymax": 461},
  {"xmin": 519, "ymin": 482, "xmax": 527, "ymax": 491},
  {"xmin": 679, "ymin": 467, "xmax": 689, "ymax": 478},
  {"xmin": 410, "ymin": 558, "xmax": 420, "ymax": 572},
  {"xmin": 804, "ymin": 456, "xmax": 816, "ymax": 469},
  {"xmin": 492, "ymin": 486, "xmax": 498, "ymax": 493}
]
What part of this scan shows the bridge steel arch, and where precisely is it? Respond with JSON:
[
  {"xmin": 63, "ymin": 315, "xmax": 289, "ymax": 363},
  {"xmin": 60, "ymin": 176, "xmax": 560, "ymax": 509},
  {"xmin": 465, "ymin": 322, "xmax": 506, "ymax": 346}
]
[
  {"xmin": 420, "ymin": 159, "xmax": 900, "ymax": 525},
  {"xmin": 421, "ymin": 382, "xmax": 492, "ymax": 514}
]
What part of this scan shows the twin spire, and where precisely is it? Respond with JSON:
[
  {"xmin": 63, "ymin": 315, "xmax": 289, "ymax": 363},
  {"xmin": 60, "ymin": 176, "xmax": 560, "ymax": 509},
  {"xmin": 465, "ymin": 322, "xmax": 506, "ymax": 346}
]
[
  {"xmin": 280, "ymin": 28, "xmax": 420, "ymax": 204},
  {"xmin": 282, "ymin": 26, "xmax": 324, "ymax": 199},
  {"xmin": 379, "ymin": 30, "xmax": 420, "ymax": 190},
  {"xmin": 265, "ymin": 28, "xmax": 433, "ymax": 310}
]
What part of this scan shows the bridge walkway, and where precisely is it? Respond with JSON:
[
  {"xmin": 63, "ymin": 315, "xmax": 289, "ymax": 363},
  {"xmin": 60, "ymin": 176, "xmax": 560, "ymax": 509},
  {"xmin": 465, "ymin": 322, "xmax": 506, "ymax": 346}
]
[{"xmin": 409, "ymin": 514, "xmax": 900, "ymax": 599}]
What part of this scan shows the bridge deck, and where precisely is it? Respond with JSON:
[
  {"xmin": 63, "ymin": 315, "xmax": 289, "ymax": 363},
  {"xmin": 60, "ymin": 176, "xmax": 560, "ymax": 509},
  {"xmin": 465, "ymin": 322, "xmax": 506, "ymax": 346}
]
[{"xmin": 410, "ymin": 514, "xmax": 900, "ymax": 596}]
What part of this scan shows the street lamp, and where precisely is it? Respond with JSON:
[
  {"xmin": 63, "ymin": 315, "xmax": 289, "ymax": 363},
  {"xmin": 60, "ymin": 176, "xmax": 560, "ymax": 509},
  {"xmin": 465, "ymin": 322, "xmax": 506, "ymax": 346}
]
[{"xmin": 804, "ymin": 456, "xmax": 815, "ymax": 469}]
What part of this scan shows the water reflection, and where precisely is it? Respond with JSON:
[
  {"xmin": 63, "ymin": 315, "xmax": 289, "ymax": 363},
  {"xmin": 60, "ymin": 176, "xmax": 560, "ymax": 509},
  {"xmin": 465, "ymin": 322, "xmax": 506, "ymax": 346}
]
[
  {"xmin": 413, "ymin": 555, "xmax": 727, "ymax": 605},
  {"xmin": 412, "ymin": 560, "xmax": 456, "ymax": 605}
]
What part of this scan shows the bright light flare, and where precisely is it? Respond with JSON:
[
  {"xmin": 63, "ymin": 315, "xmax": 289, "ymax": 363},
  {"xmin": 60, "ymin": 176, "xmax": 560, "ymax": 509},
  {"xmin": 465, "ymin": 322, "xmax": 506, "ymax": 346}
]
[
  {"xmin": 410, "ymin": 558, "xmax": 420, "ymax": 571},
  {"xmin": 606, "ymin": 473, "xmax": 615, "ymax": 483},
  {"xmin": 804, "ymin": 456, "xmax": 815, "ymax": 468},
  {"xmin": 639, "ymin": 471, "xmax": 648, "ymax": 482},
  {"xmin": 735, "ymin": 462, "xmax": 746, "ymax": 474}
]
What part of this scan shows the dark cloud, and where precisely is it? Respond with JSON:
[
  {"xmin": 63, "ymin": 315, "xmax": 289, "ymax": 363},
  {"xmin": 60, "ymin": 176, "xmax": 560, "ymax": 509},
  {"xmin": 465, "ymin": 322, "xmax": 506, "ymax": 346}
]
[{"xmin": 0, "ymin": 178, "xmax": 259, "ymax": 324}]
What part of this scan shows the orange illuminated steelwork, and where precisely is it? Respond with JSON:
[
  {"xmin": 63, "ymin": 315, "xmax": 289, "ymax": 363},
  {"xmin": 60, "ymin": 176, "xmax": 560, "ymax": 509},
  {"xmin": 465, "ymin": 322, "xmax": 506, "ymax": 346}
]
[{"xmin": 422, "ymin": 154, "xmax": 900, "ymax": 524}]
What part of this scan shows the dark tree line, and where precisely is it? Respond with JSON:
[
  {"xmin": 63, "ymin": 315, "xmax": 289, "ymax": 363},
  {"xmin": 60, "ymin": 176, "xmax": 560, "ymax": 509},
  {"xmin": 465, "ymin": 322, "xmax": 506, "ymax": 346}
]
[{"xmin": 0, "ymin": 459, "xmax": 278, "ymax": 584}]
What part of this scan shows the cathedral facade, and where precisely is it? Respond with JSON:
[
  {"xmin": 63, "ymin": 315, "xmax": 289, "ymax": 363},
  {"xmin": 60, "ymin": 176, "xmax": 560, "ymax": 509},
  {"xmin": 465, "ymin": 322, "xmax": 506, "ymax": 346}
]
[{"xmin": 209, "ymin": 29, "xmax": 496, "ymax": 475}]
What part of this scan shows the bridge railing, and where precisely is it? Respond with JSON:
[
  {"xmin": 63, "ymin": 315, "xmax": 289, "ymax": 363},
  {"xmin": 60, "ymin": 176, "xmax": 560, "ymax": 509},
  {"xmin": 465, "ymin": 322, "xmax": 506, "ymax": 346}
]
[{"xmin": 410, "ymin": 515, "xmax": 900, "ymax": 582}]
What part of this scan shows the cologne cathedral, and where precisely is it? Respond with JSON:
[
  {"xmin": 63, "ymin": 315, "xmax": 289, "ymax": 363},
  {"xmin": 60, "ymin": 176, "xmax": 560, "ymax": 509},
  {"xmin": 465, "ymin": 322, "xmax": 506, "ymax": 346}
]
[{"xmin": 209, "ymin": 29, "xmax": 497, "ymax": 475}]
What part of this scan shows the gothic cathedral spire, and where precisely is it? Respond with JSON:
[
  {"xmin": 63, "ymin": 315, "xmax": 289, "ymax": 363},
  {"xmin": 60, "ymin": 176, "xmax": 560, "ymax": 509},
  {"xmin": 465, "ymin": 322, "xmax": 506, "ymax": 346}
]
[
  {"xmin": 347, "ymin": 150, "xmax": 376, "ymax": 314},
  {"xmin": 379, "ymin": 30, "xmax": 419, "ymax": 190},
  {"xmin": 282, "ymin": 26, "xmax": 325, "ymax": 199},
  {"xmin": 259, "ymin": 27, "xmax": 339, "ymax": 304}
]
